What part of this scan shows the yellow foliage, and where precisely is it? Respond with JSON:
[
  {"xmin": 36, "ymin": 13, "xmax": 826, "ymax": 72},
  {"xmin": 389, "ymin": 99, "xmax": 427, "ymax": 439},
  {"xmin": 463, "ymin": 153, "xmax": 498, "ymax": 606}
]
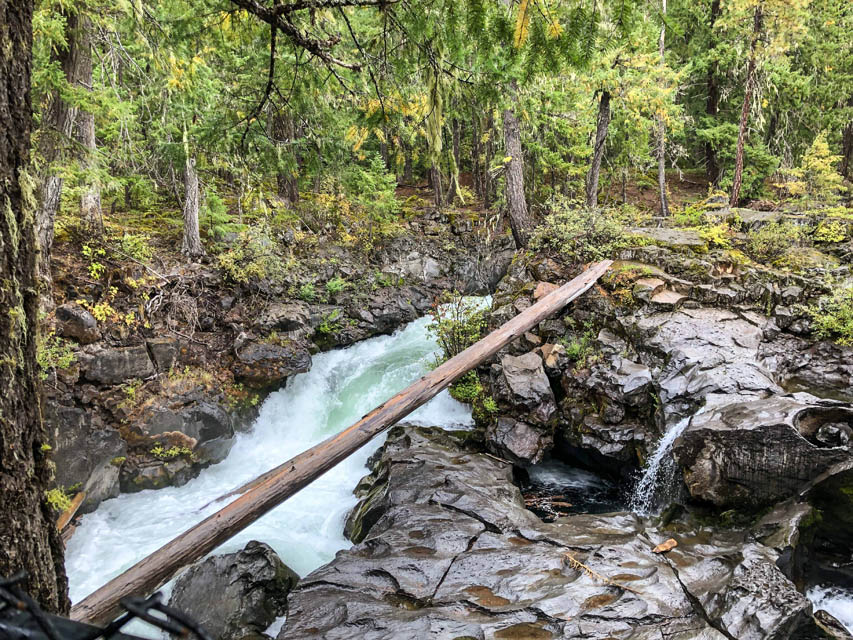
[{"xmin": 513, "ymin": 0, "xmax": 532, "ymax": 49}]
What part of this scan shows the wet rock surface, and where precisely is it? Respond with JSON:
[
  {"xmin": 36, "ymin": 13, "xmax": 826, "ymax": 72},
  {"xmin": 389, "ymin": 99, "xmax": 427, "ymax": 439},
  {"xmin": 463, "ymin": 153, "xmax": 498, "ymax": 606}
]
[
  {"xmin": 282, "ymin": 427, "xmax": 830, "ymax": 640},
  {"xmin": 170, "ymin": 540, "xmax": 299, "ymax": 640},
  {"xmin": 673, "ymin": 395, "xmax": 853, "ymax": 509}
]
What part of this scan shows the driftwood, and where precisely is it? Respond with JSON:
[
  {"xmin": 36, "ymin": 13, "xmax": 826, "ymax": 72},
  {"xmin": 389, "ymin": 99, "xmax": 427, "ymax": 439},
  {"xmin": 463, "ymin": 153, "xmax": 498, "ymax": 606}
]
[{"xmin": 71, "ymin": 260, "xmax": 612, "ymax": 625}]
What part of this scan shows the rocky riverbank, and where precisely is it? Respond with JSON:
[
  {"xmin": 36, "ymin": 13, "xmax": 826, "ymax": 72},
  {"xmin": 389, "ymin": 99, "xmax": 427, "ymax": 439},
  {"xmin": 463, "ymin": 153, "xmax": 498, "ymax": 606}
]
[
  {"xmin": 44, "ymin": 204, "xmax": 512, "ymax": 516},
  {"xmin": 67, "ymin": 201, "xmax": 853, "ymax": 639}
]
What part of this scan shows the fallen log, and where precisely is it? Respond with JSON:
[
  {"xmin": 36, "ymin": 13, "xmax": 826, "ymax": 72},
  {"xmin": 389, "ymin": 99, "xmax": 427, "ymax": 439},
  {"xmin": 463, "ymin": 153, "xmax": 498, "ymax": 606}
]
[
  {"xmin": 57, "ymin": 491, "xmax": 86, "ymax": 532},
  {"xmin": 71, "ymin": 260, "xmax": 611, "ymax": 625}
]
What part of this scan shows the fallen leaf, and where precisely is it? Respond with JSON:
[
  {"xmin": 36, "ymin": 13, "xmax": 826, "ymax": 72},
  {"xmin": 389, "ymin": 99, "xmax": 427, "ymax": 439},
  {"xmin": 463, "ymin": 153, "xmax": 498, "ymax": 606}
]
[{"xmin": 652, "ymin": 538, "xmax": 677, "ymax": 554}]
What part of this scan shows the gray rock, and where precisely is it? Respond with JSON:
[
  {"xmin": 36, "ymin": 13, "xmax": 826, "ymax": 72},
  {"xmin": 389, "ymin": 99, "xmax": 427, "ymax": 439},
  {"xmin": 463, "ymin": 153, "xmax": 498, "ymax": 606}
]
[
  {"xmin": 81, "ymin": 345, "xmax": 154, "ymax": 385},
  {"xmin": 170, "ymin": 540, "xmax": 298, "ymax": 640},
  {"xmin": 47, "ymin": 401, "xmax": 126, "ymax": 512},
  {"xmin": 146, "ymin": 337, "xmax": 179, "ymax": 371},
  {"xmin": 284, "ymin": 426, "xmax": 821, "ymax": 640},
  {"xmin": 494, "ymin": 351, "xmax": 556, "ymax": 425},
  {"xmin": 233, "ymin": 341, "xmax": 311, "ymax": 388},
  {"xmin": 673, "ymin": 396, "xmax": 853, "ymax": 509},
  {"xmin": 257, "ymin": 301, "xmax": 311, "ymax": 333},
  {"xmin": 55, "ymin": 303, "xmax": 100, "ymax": 344},
  {"xmin": 485, "ymin": 416, "xmax": 552, "ymax": 464}
]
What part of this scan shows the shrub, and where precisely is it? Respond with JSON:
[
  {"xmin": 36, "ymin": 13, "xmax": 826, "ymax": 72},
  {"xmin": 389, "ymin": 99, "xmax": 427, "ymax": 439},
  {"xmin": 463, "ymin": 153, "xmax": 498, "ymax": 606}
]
[
  {"xmin": 317, "ymin": 309, "xmax": 343, "ymax": 335},
  {"xmin": 37, "ymin": 331, "xmax": 75, "ymax": 380},
  {"xmin": 530, "ymin": 197, "xmax": 629, "ymax": 264},
  {"xmin": 745, "ymin": 221, "xmax": 804, "ymax": 263},
  {"xmin": 776, "ymin": 133, "xmax": 845, "ymax": 204},
  {"xmin": 814, "ymin": 219, "xmax": 847, "ymax": 244},
  {"xmin": 217, "ymin": 226, "xmax": 285, "ymax": 284},
  {"xmin": 806, "ymin": 285, "xmax": 853, "ymax": 346},
  {"xmin": 326, "ymin": 276, "xmax": 348, "ymax": 295},
  {"xmin": 427, "ymin": 292, "xmax": 488, "ymax": 363},
  {"xmin": 298, "ymin": 282, "xmax": 317, "ymax": 302}
]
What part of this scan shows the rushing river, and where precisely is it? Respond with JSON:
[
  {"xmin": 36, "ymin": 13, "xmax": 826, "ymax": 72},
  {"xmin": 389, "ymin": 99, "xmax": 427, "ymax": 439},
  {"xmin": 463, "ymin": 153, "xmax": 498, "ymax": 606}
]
[{"xmin": 65, "ymin": 315, "xmax": 474, "ymax": 608}]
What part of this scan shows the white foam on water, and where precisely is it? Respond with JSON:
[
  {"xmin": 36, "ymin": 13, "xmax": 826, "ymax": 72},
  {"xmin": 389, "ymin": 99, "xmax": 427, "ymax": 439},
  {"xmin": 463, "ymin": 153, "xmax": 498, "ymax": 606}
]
[
  {"xmin": 65, "ymin": 314, "xmax": 474, "ymax": 616},
  {"xmin": 807, "ymin": 585, "xmax": 853, "ymax": 633}
]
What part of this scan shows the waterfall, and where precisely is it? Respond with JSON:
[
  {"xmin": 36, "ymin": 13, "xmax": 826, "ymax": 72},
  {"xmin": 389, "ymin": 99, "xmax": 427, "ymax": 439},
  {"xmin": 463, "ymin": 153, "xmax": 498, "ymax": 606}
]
[{"xmin": 629, "ymin": 416, "xmax": 690, "ymax": 516}]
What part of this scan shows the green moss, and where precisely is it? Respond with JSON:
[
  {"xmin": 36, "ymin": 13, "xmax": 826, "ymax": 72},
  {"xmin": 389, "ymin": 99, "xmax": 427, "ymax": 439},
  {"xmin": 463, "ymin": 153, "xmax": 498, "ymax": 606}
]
[
  {"xmin": 45, "ymin": 488, "xmax": 72, "ymax": 512},
  {"xmin": 110, "ymin": 456, "xmax": 127, "ymax": 467}
]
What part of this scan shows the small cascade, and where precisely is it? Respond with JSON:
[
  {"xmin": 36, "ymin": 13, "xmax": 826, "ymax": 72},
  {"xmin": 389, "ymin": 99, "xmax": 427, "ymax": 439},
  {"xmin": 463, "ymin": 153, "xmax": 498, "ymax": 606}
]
[
  {"xmin": 629, "ymin": 416, "xmax": 690, "ymax": 516},
  {"xmin": 807, "ymin": 585, "xmax": 853, "ymax": 634}
]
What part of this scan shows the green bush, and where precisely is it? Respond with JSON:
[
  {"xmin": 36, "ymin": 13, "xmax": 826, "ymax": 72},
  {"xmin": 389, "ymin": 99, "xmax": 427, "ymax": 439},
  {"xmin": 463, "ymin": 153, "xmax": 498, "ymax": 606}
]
[
  {"xmin": 427, "ymin": 292, "xmax": 488, "ymax": 363},
  {"xmin": 530, "ymin": 197, "xmax": 630, "ymax": 264},
  {"xmin": 807, "ymin": 285, "xmax": 853, "ymax": 346},
  {"xmin": 37, "ymin": 331, "xmax": 75, "ymax": 380},
  {"xmin": 298, "ymin": 282, "xmax": 317, "ymax": 302},
  {"xmin": 745, "ymin": 221, "xmax": 804, "ymax": 263},
  {"xmin": 326, "ymin": 276, "xmax": 348, "ymax": 295},
  {"xmin": 217, "ymin": 226, "xmax": 285, "ymax": 284}
]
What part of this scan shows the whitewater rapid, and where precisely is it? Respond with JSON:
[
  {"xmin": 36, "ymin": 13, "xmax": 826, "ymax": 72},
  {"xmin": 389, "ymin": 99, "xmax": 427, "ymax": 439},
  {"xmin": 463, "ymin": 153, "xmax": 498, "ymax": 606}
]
[{"xmin": 65, "ymin": 315, "xmax": 473, "ymax": 606}]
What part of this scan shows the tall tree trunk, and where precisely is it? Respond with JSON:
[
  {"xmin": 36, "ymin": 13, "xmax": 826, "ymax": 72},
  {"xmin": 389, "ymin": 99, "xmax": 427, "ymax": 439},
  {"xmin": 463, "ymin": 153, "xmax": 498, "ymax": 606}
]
[
  {"xmin": 484, "ymin": 112, "xmax": 495, "ymax": 208},
  {"xmin": 402, "ymin": 140, "xmax": 413, "ymax": 185},
  {"xmin": 77, "ymin": 16, "xmax": 101, "ymax": 234},
  {"xmin": 181, "ymin": 155, "xmax": 205, "ymax": 259},
  {"xmin": 447, "ymin": 117, "xmax": 461, "ymax": 203},
  {"xmin": 36, "ymin": 10, "xmax": 85, "ymax": 305},
  {"xmin": 656, "ymin": 0, "xmax": 669, "ymax": 217},
  {"xmin": 705, "ymin": 0, "xmax": 721, "ymax": 184},
  {"xmin": 471, "ymin": 115, "xmax": 482, "ymax": 198},
  {"xmin": 0, "ymin": 0, "xmax": 69, "ymax": 613},
  {"xmin": 841, "ymin": 97, "xmax": 853, "ymax": 179},
  {"xmin": 502, "ymin": 88, "xmax": 534, "ymax": 248},
  {"xmin": 431, "ymin": 165, "xmax": 444, "ymax": 208},
  {"xmin": 730, "ymin": 5, "xmax": 763, "ymax": 207},
  {"xmin": 273, "ymin": 112, "xmax": 299, "ymax": 204},
  {"xmin": 585, "ymin": 90, "xmax": 611, "ymax": 208}
]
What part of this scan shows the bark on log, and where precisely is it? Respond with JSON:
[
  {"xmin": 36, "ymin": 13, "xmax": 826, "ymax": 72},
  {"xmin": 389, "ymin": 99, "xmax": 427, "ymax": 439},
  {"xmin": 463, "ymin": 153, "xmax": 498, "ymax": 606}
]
[{"xmin": 71, "ymin": 260, "xmax": 612, "ymax": 626}]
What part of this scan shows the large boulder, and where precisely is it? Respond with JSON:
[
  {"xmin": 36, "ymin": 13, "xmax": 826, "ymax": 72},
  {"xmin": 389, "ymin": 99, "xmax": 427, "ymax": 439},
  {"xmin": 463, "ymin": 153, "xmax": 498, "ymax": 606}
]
[
  {"xmin": 673, "ymin": 395, "xmax": 853, "ymax": 509},
  {"xmin": 80, "ymin": 345, "xmax": 155, "ymax": 385},
  {"xmin": 55, "ymin": 303, "xmax": 100, "ymax": 344},
  {"xmin": 492, "ymin": 351, "xmax": 556, "ymax": 425},
  {"xmin": 485, "ymin": 416, "xmax": 552, "ymax": 465},
  {"xmin": 47, "ymin": 401, "xmax": 125, "ymax": 512},
  {"xmin": 169, "ymin": 540, "xmax": 298, "ymax": 640},
  {"xmin": 232, "ymin": 341, "xmax": 311, "ymax": 388}
]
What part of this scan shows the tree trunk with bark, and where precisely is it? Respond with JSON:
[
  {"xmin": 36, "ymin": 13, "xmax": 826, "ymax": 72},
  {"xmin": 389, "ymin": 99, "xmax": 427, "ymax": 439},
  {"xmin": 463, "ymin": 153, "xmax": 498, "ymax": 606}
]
[
  {"xmin": 431, "ymin": 165, "xmax": 444, "ymax": 208},
  {"xmin": 502, "ymin": 95, "xmax": 534, "ymax": 248},
  {"xmin": 484, "ymin": 112, "xmax": 495, "ymax": 208},
  {"xmin": 730, "ymin": 5, "xmax": 763, "ymax": 207},
  {"xmin": 471, "ymin": 115, "xmax": 482, "ymax": 198},
  {"xmin": 841, "ymin": 97, "xmax": 853, "ymax": 179},
  {"xmin": 181, "ymin": 155, "xmax": 205, "ymax": 259},
  {"xmin": 0, "ymin": 0, "xmax": 69, "ymax": 612},
  {"xmin": 585, "ymin": 90, "xmax": 611, "ymax": 208},
  {"xmin": 705, "ymin": 0, "xmax": 721, "ymax": 184},
  {"xmin": 36, "ymin": 10, "xmax": 87, "ymax": 303},
  {"xmin": 447, "ymin": 117, "xmax": 461, "ymax": 203},
  {"xmin": 273, "ymin": 112, "xmax": 299, "ymax": 204},
  {"xmin": 77, "ymin": 16, "xmax": 102, "ymax": 234},
  {"xmin": 402, "ymin": 140, "xmax": 413, "ymax": 185},
  {"xmin": 656, "ymin": 0, "xmax": 669, "ymax": 217}
]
